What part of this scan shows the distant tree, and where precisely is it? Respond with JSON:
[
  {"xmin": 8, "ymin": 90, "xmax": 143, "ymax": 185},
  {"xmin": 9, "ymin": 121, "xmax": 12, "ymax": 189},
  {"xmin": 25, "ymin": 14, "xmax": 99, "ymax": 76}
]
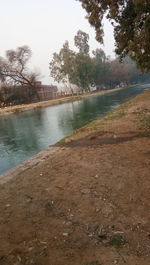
[
  {"xmin": 59, "ymin": 41, "xmax": 75, "ymax": 81},
  {"xmin": 49, "ymin": 52, "xmax": 65, "ymax": 83},
  {"xmin": 49, "ymin": 41, "xmax": 75, "ymax": 93},
  {"xmin": 92, "ymin": 48, "xmax": 109, "ymax": 89},
  {"xmin": 50, "ymin": 28, "xmax": 150, "ymax": 93},
  {"xmin": 123, "ymin": 56, "xmax": 150, "ymax": 84},
  {"xmin": 50, "ymin": 32, "xmax": 93, "ymax": 93},
  {"xmin": 74, "ymin": 30, "xmax": 90, "ymax": 55},
  {"xmin": 0, "ymin": 45, "xmax": 40, "ymax": 100},
  {"xmin": 122, "ymin": 56, "xmax": 139, "ymax": 84},
  {"xmin": 108, "ymin": 59, "xmax": 131, "ymax": 87},
  {"xmin": 92, "ymin": 48, "xmax": 107, "ymax": 64},
  {"xmin": 71, "ymin": 53, "xmax": 94, "ymax": 92},
  {"xmin": 77, "ymin": 0, "xmax": 150, "ymax": 71}
]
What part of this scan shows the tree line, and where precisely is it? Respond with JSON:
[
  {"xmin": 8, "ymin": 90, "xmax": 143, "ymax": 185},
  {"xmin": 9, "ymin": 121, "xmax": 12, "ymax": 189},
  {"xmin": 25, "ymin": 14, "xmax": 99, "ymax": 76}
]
[
  {"xmin": 0, "ymin": 28, "xmax": 150, "ymax": 106},
  {"xmin": 49, "ymin": 30, "xmax": 150, "ymax": 93},
  {"xmin": 77, "ymin": 0, "xmax": 150, "ymax": 72}
]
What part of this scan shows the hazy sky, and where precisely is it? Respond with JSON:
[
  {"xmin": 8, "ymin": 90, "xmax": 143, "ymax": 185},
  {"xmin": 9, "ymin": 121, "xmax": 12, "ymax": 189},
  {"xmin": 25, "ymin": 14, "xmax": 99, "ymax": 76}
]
[{"xmin": 0, "ymin": 0, "xmax": 115, "ymax": 84}]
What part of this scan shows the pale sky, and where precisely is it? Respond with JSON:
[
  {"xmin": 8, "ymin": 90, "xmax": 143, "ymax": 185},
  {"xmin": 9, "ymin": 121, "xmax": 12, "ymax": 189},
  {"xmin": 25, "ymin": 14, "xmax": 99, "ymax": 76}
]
[{"xmin": 0, "ymin": 0, "xmax": 115, "ymax": 84}]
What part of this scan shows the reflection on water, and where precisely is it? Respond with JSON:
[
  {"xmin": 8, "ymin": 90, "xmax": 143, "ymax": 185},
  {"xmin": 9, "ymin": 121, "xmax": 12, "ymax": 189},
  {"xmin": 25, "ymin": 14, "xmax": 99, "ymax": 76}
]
[{"xmin": 0, "ymin": 84, "xmax": 149, "ymax": 174}]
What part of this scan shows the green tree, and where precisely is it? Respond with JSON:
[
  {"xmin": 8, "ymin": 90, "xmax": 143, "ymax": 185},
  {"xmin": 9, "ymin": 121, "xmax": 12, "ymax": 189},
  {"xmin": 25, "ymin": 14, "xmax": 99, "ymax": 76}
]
[
  {"xmin": 108, "ymin": 59, "xmax": 131, "ymax": 87},
  {"xmin": 77, "ymin": 0, "xmax": 150, "ymax": 71},
  {"xmin": 71, "ymin": 53, "xmax": 94, "ymax": 92},
  {"xmin": 72, "ymin": 30, "xmax": 93, "ymax": 91},
  {"xmin": 74, "ymin": 30, "xmax": 90, "ymax": 55},
  {"xmin": 123, "ymin": 56, "xmax": 150, "ymax": 84},
  {"xmin": 50, "ymin": 31, "xmax": 93, "ymax": 93},
  {"xmin": 49, "ymin": 41, "xmax": 75, "ymax": 93},
  {"xmin": 92, "ymin": 48, "xmax": 109, "ymax": 89}
]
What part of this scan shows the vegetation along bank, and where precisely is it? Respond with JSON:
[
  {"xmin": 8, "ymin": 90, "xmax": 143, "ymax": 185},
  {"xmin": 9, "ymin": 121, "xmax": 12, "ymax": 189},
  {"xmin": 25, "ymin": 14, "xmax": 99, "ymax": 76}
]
[{"xmin": 0, "ymin": 86, "xmax": 123, "ymax": 116}]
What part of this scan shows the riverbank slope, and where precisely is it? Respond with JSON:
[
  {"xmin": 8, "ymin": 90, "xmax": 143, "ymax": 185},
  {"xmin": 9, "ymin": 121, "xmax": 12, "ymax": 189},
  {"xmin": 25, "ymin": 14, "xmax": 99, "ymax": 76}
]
[
  {"xmin": 0, "ymin": 89, "xmax": 150, "ymax": 265},
  {"xmin": 0, "ymin": 87, "xmax": 123, "ymax": 116}
]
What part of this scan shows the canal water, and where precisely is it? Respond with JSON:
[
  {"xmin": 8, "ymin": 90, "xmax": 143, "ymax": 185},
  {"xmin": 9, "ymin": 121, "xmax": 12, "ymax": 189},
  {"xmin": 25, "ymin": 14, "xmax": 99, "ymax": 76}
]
[{"xmin": 0, "ymin": 84, "xmax": 149, "ymax": 174}]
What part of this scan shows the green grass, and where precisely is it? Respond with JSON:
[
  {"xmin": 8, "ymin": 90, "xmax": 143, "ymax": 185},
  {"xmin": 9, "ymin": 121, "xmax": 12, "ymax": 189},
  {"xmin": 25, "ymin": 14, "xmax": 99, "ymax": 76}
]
[
  {"xmin": 109, "ymin": 234, "xmax": 127, "ymax": 248},
  {"xmin": 103, "ymin": 110, "xmax": 126, "ymax": 121},
  {"xmin": 56, "ymin": 89, "xmax": 150, "ymax": 144},
  {"xmin": 139, "ymin": 116, "xmax": 150, "ymax": 129},
  {"xmin": 85, "ymin": 261, "xmax": 101, "ymax": 265},
  {"xmin": 137, "ymin": 116, "xmax": 150, "ymax": 136}
]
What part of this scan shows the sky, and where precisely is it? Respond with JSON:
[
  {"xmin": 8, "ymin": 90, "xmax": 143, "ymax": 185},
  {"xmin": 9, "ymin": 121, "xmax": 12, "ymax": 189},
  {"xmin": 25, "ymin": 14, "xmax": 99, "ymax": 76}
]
[{"xmin": 0, "ymin": 0, "xmax": 115, "ymax": 84}]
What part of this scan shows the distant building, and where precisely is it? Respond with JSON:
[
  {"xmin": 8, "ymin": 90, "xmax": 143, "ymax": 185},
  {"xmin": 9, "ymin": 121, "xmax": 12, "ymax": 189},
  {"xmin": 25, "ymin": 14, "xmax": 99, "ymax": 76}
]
[
  {"xmin": 34, "ymin": 81, "xmax": 58, "ymax": 101},
  {"xmin": 0, "ymin": 81, "xmax": 58, "ymax": 104}
]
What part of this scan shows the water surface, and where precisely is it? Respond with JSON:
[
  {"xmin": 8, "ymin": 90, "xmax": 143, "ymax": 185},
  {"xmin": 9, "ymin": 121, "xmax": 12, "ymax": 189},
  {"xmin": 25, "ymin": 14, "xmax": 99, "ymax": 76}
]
[{"xmin": 0, "ymin": 84, "xmax": 149, "ymax": 174}]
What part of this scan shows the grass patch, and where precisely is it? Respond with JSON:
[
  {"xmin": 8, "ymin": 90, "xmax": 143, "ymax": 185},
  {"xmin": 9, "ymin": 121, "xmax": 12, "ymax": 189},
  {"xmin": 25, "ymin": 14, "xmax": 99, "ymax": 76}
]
[
  {"xmin": 138, "ymin": 131, "xmax": 150, "ymax": 137},
  {"xmin": 139, "ymin": 116, "xmax": 150, "ymax": 129},
  {"xmin": 103, "ymin": 110, "xmax": 126, "ymax": 121},
  {"xmin": 13, "ymin": 108, "xmax": 22, "ymax": 114},
  {"xmin": 85, "ymin": 261, "xmax": 101, "ymax": 265},
  {"xmin": 137, "ymin": 116, "xmax": 150, "ymax": 137},
  {"xmin": 56, "ymin": 88, "xmax": 150, "ymax": 145},
  {"xmin": 109, "ymin": 234, "xmax": 126, "ymax": 248}
]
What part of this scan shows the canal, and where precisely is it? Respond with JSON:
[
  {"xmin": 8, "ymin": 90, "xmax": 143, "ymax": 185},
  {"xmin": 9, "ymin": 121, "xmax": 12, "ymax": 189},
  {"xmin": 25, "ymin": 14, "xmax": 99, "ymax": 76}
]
[{"xmin": 0, "ymin": 84, "xmax": 149, "ymax": 174}]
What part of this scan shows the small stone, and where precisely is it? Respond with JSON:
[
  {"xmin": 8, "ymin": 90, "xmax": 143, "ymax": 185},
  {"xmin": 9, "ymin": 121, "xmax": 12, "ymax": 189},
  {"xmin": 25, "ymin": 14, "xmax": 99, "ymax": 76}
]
[
  {"xmin": 70, "ymin": 214, "xmax": 74, "ymax": 217},
  {"xmin": 98, "ymin": 234, "xmax": 107, "ymax": 240},
  {"xmin": 81, "ymin": 188, "xmax": 90, "ymax": 194},
  {"xmin": 17, "ymin": 255, "xmax": 21, "ymax": 262},
  {"xmin": 65, "ymin": 221, "xmax": 72, "ymax": 226},
  {"xmin": 94, "ymin": 174, "xmax": 99, "ymax": 179},
  {"xmin": 114, "ymin": 260, "xmax": 118, "ymax": 264},
  {"xmin": 40, "ymin": 173, "xmax": 43, "ymax": 176},
  {"xmin": 40, "ymin": 241, "xmax": 47, "ymax": 245},
  {"xmin": 26, "ymin": 198, "xmax": 32, "ymax": 203},
  {"xmin": 5, "ymin": 204, "xmax": 11, "ymax": 208},
  {"xmin": 63, "ymin": 233, "xmax": 69, "ymax": 237},
  {"xmin": 113, "ymin": 231, "xmax": 124, "ymax": 234},
  {"xmin": 28, "ymin": 247, "xmax": 34, "ymax": 251}
]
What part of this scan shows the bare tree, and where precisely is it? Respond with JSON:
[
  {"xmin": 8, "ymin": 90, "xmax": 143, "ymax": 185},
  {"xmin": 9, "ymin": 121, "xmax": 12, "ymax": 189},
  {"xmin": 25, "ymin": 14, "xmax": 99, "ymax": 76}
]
[{"xmin": 0, "ymin": 45, "xmax": 40, "ymax": 101}]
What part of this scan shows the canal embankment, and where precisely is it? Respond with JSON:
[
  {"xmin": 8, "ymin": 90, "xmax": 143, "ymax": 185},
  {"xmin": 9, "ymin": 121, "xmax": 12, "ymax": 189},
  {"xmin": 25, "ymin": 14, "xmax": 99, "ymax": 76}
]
[
  {"xmin": 0, "ymin": 86, "xmax": 125, "ymax": 116},
  {"xmin": 0, "ymin": 84, "xmax": 148, "ymax": 174},
  {"xmin": 0, "ymin": 88, "xmax": 149, "ymax": 265}
]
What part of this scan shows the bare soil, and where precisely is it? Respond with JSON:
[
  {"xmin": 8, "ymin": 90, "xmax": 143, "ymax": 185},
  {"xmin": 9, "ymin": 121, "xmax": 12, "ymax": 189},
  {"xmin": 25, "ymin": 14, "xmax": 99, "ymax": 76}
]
[{"xmin": 0, "ymin": 89, "xmax": 150, "ymax": 265}]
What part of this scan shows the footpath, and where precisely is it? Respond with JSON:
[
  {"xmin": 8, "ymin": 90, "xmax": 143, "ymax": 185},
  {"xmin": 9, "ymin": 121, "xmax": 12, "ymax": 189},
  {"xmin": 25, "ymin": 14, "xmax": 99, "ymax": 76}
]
[{"xmin": 0, "ymin": 89, "xmax": 149, "ymax": 265}]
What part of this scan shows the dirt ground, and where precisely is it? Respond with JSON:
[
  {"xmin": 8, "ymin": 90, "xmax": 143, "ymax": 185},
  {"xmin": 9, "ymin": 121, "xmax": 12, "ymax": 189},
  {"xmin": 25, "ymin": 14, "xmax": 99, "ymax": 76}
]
[{"xmin": 0, "ymin": 89, "xmax": 150, "ymax": 265}]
